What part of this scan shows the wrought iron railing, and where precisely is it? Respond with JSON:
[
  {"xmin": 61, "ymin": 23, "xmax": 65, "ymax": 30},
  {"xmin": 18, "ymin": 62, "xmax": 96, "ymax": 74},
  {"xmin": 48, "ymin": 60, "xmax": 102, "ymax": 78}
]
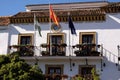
[
  {"xmin": 9, "ymin": 45, "xmax": 34, "ymax": 56},
  {"xmin": 9, "ymin": 43, "xmax": 102, "ymax": 57},
  {"xmin": 73, "ymin": 43, "xmax": 102, "ymax": 57}
]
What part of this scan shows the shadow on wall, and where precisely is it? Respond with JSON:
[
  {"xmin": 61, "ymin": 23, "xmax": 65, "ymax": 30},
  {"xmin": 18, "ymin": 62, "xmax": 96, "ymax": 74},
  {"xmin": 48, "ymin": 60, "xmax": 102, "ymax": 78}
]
[
  {"xmin": 101, "ymin": 47, "xmax": 120, "ymax": 80},
  {"xmin": 101, "ymin": 60, "xmax": 120, "ymax": 80}
]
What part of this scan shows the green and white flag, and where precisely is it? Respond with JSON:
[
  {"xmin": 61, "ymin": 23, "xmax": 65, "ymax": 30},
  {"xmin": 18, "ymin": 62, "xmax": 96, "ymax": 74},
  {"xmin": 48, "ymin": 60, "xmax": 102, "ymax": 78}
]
[{"xmin": 34, "ymin": 14, "xmax": 42, "ymax": 37}]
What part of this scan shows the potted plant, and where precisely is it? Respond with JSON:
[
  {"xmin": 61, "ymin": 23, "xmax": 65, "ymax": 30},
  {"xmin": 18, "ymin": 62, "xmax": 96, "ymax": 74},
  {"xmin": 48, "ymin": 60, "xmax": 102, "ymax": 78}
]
[
  {"xmin": 40, "ymin": 43, "xmax": 49, "ymax": 48},
  {"xmin": 75, "ymin": 44, "xmax": 82, "ymax": 48},
  {"xmin": 25, "ymin": 44, "xmax": 34, "ymax": 48},
  {"xmin": 72, "ymin": 74, "xmax": 85, "ymax": 80},
  {"xmin": 58, "ymin": 51, "xmax": 65, "ymax": 56},
  {"xmin": 91, "ymin": 51, "xmax": 100, "ymax": 56},
  {"xmin": 74, "ymin": 50, "xmax": 82, "ymax": 56},
  {"xmin": 52, "ymin": 44, "xmax": 59, "ymax": 47},
  {"xmin": 11, "ymin": 45, "xmax": 20, "ymax": 48},
  {"xmin": 60, "ymin": 43, "xmax": 67, "ymax": 47},
  {"xmin": 41, "ymin": 51, "xmax": 49, "ymax": 56},
  {"xmin": 97, "ymin": 45, "xmax": 101, "ymax": 48},
  {"xmin": 61, "ymin": 74, "xmax": 68, "ymax": 80},
  {"xmin": 23, "ymin": 49, "xmax": 34, "ymax": 56}
]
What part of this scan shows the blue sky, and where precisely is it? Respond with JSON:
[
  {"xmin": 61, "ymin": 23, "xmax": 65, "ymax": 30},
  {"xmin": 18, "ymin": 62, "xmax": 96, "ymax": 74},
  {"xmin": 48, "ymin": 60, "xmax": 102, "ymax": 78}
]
[{"xmin": 0, "ymin": 0, "xmax": 119, "ymax": 16}]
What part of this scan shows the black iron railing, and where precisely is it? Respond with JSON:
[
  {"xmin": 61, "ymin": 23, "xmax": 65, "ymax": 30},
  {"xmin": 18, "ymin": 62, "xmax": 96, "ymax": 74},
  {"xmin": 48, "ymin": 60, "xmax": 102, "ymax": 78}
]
[
  {"xmin": 9, "ymin": 45, "xmax": 34, "ymax": 56},
  {"xmin": 9, "ymin": 43, "xmax": 102, "ymax": 57}
]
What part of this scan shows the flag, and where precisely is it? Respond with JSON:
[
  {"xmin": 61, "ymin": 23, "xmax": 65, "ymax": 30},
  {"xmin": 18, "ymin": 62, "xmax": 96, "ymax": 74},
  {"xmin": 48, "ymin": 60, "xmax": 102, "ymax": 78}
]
[
  {"xmin": 50, "ymin": 5, "xmax": 59, "ymax": 26},
  {"xmin": 68, "ymin": 16, "xmax": 76, "ymax": 35},
  {"xmin": 34, "ymin": 15, "xmax": 42, "ymax": 37}
]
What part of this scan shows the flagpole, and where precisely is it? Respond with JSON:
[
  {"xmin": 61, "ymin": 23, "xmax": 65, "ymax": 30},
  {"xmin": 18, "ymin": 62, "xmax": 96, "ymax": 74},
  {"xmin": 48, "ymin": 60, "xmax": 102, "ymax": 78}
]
[
  {"xmin": 48, "ymin": 1, "xmax": 60, "ymax": 56},
  {"xmin": 49, "ymin": 0, "xmax": 52, "ymax": 56},
  {"xmin": 34, "ymin": 13, "xmax": 36, "ymax": 54},
  {"xmin": 68, "ymin": 12, "xmax": 72, "ymax": 72},
  {"xmin": 68, "ymin": 12, "xmax": 71, "ymax": 56}
]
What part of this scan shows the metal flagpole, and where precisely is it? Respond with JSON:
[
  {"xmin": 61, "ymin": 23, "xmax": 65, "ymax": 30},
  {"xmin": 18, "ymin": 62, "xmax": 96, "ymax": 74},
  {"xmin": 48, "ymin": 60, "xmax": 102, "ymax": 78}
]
[
  {"xmin": 68, "ymin": 0, "xmax": 73, "ymax": 73},
  {"xmin": 68, "ymin": 12, "xmax": 71, "ymax": 56},
  {"xmin": 33, "ymin": 13, "xmax": 36, "ymax": 54},
  {"xmin": 68, "ymin": 11, "xmax": 72, "ymax": 72},
  {"xmin": 48, "ymin": 0, "xmax": 52, "ymax": 56}
]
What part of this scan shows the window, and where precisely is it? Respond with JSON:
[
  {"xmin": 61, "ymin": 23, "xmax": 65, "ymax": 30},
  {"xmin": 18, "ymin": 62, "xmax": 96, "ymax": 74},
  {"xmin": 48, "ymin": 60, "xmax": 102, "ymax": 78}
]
[
  {"xmin": 80, "ymin": 32, "xmax": 96, "ymax": 45},
  {"xmin": 45, "ymin": 65, "xmax": 63, "ymax": 75},
  {"xmin": 79, "ymin": 32, "xmax": 96, "ymax": 53},
  {"xmin": 18, "ymin": 33, "xmax": 34, "ymax": 56},
  {"xmin": 79, "ymin": 65, "xmax": 95, "ymax": 79},
  {"xmin": 47, "ymin": 33, "xmax": 65, "ymax": 56},
  {"xmin": 45, "ymin": 65, "xmax": 64, "ymax": 80},
  {"xmin": 18, "ymin": 33, "xmax": 34, "ymax": 45}
]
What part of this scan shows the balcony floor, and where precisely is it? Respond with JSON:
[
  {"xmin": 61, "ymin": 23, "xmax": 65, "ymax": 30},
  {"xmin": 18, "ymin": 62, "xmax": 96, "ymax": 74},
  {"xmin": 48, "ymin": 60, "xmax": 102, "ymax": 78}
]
[{"xmin": 20, "ymin": 56, "xmax": 103, "ymax": 61}]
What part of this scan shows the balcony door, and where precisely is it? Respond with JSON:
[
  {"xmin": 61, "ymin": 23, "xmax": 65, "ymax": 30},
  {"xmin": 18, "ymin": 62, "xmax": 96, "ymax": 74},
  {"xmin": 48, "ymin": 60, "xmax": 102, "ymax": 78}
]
[
  {"xmin": 80, "ymin": 32, "xmax": 96, "ymax": 55},
  {"xmin": 18, "ymin": 33, "xmax": 34, "ymax": 56},
  {"xmin": 47, "ymin": 33, "xmax": 65, "ymax": 56}
]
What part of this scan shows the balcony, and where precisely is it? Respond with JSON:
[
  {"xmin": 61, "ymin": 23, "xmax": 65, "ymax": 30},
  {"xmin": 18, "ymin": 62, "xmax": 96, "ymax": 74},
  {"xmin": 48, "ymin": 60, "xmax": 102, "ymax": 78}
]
[
  {"xmin": 9, "ymin": 43, "xmax": 102, "ymax": 60},
  {"xmin": 40, "ymin": 43, "xmax": 67, "ymax": 56},
  {"xmin": 9, "ymin": 45, "xmax": 34, "ymax": 56},
  {"xmin": 73, "ymin": 43, "xmax": 101, "ymax": 57}
]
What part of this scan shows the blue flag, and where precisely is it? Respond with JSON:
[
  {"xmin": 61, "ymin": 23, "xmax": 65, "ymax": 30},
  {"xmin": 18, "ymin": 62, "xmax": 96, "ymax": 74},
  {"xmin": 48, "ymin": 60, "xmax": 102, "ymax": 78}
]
[{"xmin": 68, "ymin": 16, "xmax": 76, "ymax": 35}]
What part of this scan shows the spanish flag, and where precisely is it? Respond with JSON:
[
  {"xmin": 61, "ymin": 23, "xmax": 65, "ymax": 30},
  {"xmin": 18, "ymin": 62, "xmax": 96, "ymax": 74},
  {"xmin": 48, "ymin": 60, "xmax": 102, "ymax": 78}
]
[{"xmin": 50, "ymin": 5, "xmax": 59, "ymax": 26}]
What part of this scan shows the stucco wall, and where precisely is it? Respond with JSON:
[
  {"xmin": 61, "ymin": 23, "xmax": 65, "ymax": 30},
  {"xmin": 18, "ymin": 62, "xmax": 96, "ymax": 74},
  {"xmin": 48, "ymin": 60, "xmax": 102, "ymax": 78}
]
[
  {"xmin": 0, "ymin": 28, "xmax": 9, "ymax": 54},
  {"xmin": 1, "ymin": 13, "xmax": 120, "ymax": 80}
]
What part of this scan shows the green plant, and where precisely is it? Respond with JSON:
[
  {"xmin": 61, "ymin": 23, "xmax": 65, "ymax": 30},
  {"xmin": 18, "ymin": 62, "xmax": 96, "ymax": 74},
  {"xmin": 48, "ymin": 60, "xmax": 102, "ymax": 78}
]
[
  {"xmin": 72, "ymin": 75, "xmax": 85, "ymax": 80},
  {"xmin": 40, "ymin": 43, "xmax": 49, "ymax": 48},
  {"xmin": 60, "ymin": 43, "xmax": 67, "ymax": 47},
  {"xmin": 91, "ymin": 51, "xmax": 100, "ymax": 56},
  {"xmin": 57, "ymin": 51, "xmax": 65, "ymax": 56},
  {"xmin": 11, "ymin": 48, "xmax": 34, "ymax": 57},
  {"xmin": 41, "ymin": 51, "xmax": 49, "ymax": 56},
  {"xmin": 0, "ymin": 54, "xmax": 45, "ymax": 80},
  {"xmin": 91, "ymin": 68, "xmax": 100, "ymax": 80}
]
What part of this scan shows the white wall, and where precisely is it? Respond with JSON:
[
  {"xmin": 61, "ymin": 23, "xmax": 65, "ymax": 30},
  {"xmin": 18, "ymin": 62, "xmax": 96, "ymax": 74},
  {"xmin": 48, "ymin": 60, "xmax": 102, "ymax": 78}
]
[
  {"xmin": 0, "ymin": 27, "xmax": 9, "ymax": 54},
  {"xmin": 1, "ymin": 13, "xmax": 120, "ymax": 80},
  {"xmin": 26, "ymin": 59, "xmax": 102, "ymax": 79}
]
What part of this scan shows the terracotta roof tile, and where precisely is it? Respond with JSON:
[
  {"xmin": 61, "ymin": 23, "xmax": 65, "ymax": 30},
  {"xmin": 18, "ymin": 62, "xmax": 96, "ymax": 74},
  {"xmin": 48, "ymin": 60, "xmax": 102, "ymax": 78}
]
[
  {"xmin": 12, "ymin": 9, "xmax": 105, "ymax": 18},
  {"xmin": 106, "ymin": 2, "xmax": 120, "ymax": 7},
  {"xmin": 0, "ymin": 16, "xmax": 10, "ymax": 26}
]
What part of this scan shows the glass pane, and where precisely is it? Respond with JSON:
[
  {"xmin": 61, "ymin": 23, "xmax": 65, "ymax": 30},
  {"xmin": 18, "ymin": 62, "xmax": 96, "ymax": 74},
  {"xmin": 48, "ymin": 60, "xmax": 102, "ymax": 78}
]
[
  {"xmin": 48, "ymin": 67, "xmax": 61, "ymax": 74},
  {"xmin": 50, "ymin": 35, "xmax": 63, "ymax": 55},
  {"xmin": 82, "ymin": 35, "xmax": 93, "ymax": 44},
  {"xmin": 51, "ymin": 35, "xmax": 62, "ymax": 44},
  {"xmin": 81, "ymin": 67, "xmax": 93, "ymax": 75},
  {"xmin": 55, "ymin": 68, "xmax": 61, "ymax": 74},
  {"xmin": 20, "ymin": 36, "xmax": 31, "ymax": 45},
  {"xmin": 49, "ymin": 69, "xmax": 54, "ymax": 74}
]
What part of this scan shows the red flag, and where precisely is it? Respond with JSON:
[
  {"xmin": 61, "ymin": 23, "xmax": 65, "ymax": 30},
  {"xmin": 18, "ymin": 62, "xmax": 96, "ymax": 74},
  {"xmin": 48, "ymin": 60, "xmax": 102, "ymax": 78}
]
[{"xmin": 50, "ymin": 5, "xmax": 59, "ymax": 26}]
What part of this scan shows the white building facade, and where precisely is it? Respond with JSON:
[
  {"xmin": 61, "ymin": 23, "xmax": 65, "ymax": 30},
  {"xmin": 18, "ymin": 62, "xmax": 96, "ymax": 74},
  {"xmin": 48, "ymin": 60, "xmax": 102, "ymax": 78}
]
[{"xmin": 0, "ymin": 1, "xmax": 120, "ymax": 80}]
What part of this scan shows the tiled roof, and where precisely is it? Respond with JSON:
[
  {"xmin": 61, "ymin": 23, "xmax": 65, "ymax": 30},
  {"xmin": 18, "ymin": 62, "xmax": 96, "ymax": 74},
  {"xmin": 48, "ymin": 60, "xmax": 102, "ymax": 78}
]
[
  {"xmin": 0, "ymin": 16, "xmax": 10, "ymax": 26},
  {"xmin": 101, "ymin": 2, "xmax": 120, "ymax": 13},
  {"xmin": 0, "ymin": 2, "xmax": 120, "ymax": 26},
  {"xmin": 106, "ymin": 2, "xmax": 120, "ymax": 7},
  {"xmin": 10, "ymin": 9, "xmax": 105, "ymax": 23},
  {"xmin": 12, "ymin": 9, "xmax": 105, "ymax": 18},
  {"xmin": 12, "ymin": 12, "xmax": 47, "ymax": 18}
]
